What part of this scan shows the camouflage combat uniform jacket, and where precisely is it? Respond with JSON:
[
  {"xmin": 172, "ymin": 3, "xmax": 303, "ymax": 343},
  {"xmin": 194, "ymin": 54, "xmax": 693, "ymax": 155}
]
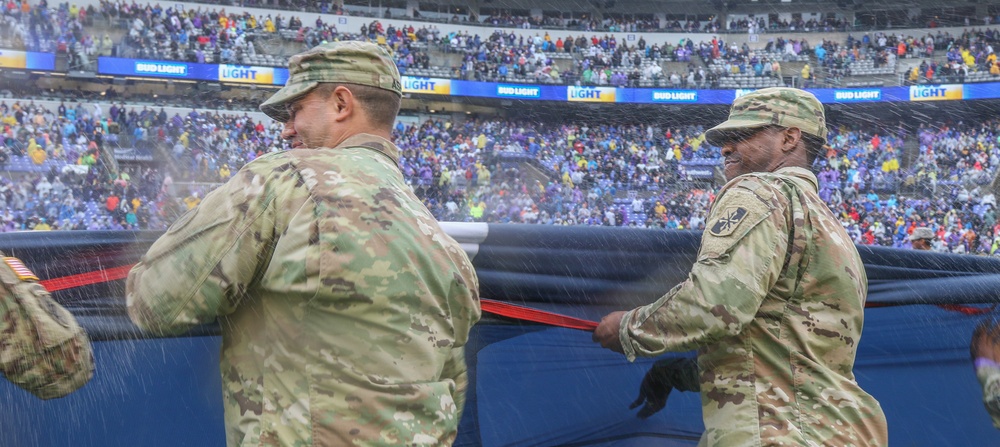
[
  {"xmin": 975, "ymin": 358, "xmax": 1000, "ymax": 429},
  {"xmin": 0, "ymin": 256, "xmax": 94, "ymax": 399},
  {"xmin": 127, "ymin": 134, "xmax": 481, "ymax": 446},
  {"xmin": 619, "ymin": 167, "xmax": 888, "ymax": 446}
]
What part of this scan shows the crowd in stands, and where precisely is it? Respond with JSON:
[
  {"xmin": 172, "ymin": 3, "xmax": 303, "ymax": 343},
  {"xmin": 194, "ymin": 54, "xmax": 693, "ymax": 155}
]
[
  {"xmin": 0, "ymin": 97, "xmax": 284, "ymax": 231},
  {"xmin": 0, "ymin": 0, "xmax": 103, "ymax": 69},
  {"xmin": 2, "ymin": 93, "xmax": 1000, "ymax": 256},
  {"xmin": 408, "ymin": 116, "xmax": 1000, "ymax": 255},
  {"xmin": 2, "ymin": 83, "xmax": 1000, "ymax": 257},
  {"xmin": 183, "ymin": 0, "xmax": 1000, "ymax": 33},
  {"xmin": 13, "ymin": 0, "xmax": 1000, "ymax": 90},
  {"xmin": 5, "ymin": 1, "xmax": 1000, "ymax": 256}
]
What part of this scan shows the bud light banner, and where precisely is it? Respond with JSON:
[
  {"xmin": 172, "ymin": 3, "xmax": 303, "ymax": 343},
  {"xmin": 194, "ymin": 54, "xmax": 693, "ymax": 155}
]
[
  {"xmin": 218, "ymin": 65, "xmax": 280, "ymax": 85},
  {"xmin": 0, "ymin": 49, "xmax": 55, "ymax": 70},
  {"xmin": 97, "ymin": 57, "xmax": 290, "ymax": 86},
  {"xmin": 909, "ymin": 84, "xmax": 964, "ymax": 101},
  {"xmin": 93, "ymin": 56, "xmax": 1000, "ymax": 105},
  {"xmin": 566, "ymin": 86, "xmax": 617, "ymax": 102},
  {"xmin": 401, "ymin": 77, "xmax": 452, "ymax": 95}
]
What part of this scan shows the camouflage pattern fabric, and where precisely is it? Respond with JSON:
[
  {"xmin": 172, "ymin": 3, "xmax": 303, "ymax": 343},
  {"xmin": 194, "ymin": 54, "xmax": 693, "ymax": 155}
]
[
  {"xmin": 126, "ymin": 133, "xmax": 481, "ymax": 446},
  {"xmin": 975, "ymin": 358, "xmax": 1000, "ymax": 429},
  {"xmin": 260, "ymin": 41, "xmax": 403, "ymax": 123},
  {"xmin": 909, "ymin": 226, "xmax": 935, "ymax": 241},
  {"xmin": 971, "ymin": 315, "xmax": 1000, "ymax": 429},
  {"xmin": 705, "ymin": 87, "xmax": 828, "ymax": 146},
  {"xmin": 618, "ymin": 167, "xmax": 888, "ymax": 446},
  {"xmin": 0, "ymin": 255, "xmax": 94, "ymax": 400}
]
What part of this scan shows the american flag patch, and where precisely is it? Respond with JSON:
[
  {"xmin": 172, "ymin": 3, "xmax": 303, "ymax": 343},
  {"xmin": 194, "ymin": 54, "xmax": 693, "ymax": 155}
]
[{"xmin": 4, "ymin": 257, "xmax": 38, "ymax": 281}]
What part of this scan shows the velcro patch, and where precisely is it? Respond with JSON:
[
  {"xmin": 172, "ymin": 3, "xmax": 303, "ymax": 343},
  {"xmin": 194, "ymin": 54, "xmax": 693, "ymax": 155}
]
[
  {"xmin": 4, "ymin": 257, "xmax": 38, "ymax": 281},
  {"xmin": 709, "ymin": 207, "xmax": 748, "ymax": 237},
  {"xmin": 699, "ymin": 186, "xmax": 774, "ymax": 259}
]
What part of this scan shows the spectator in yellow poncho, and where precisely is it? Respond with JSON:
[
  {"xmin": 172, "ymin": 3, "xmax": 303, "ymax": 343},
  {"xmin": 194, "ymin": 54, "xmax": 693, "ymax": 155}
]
[
  {"xmin": 654, "ymin": 201, "xmax": 667, "ymax": 217},
  {"xmin": 28, "ymin": 139, "xmax": 46, "ymax": 165},
  {"xmin": 184, "ymin": 192, "xmax": 201, "ymax": 210},
  {"xmin": 469, "ymin": 202, "xmax": 485, "ymax": 219},
  {"xmin": 439, "ymin": 166, "xmax": 451, "ymax": 186},
  {"xmin": 477, "ymin": 165, "xmax": 491, "ymax": 186},
  {"xmin": 881, "ymin": 158, "xmax": 899, "ymax": 173}
]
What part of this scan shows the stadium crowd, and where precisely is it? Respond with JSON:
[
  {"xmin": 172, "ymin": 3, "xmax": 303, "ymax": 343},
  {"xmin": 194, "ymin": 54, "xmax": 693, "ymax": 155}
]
[
  {"xmin": 1, "ymin": 94, "xmax": 999, "ymax": 257},
  {"xmin": 9, "ymin": 0, "xmax": 1000, "ymax": 89},
  {"xmin": 1, "ymin": 1, "xmax": 1000, "ymax": 256}
]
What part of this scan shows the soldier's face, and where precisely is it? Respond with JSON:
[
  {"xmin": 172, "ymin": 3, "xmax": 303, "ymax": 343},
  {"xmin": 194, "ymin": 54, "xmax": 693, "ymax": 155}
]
[
  {"xmin": 719, "ymin": 126, "xmax": 783, "ymax": 180},
  {"xmin": 280, "ymin": 90, "xmax": 336, "ymax": 149},
  {"xmin": 912, "ymin": 238, "xmax": 932, "ymax": 250}
]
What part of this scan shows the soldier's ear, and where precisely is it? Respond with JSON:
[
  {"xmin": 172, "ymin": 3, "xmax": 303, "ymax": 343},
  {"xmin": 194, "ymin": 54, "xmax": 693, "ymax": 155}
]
[
  {"xmin": 330, "ymin": 86, "xmax": 354, "ymax": 121},
  {"xmin": 781, "ymin": 127, "xmax": 802, "ymax": 154}
]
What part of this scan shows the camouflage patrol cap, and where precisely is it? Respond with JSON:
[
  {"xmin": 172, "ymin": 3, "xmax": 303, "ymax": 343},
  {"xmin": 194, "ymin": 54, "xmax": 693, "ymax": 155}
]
[
  {"xmin": 705, "ymin": 87, "xmax": 827, "ymax": 146},
  {"xmin": 909, "ymin": 227, "xmax": 935, "ymax": 241},
  {"xmin": 260, "ymin": 41, "xmax": 402, "ymax": 122}
]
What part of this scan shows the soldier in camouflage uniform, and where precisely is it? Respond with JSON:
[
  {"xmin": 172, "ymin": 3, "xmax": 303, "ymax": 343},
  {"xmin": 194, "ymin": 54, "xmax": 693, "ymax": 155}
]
[
  {"xmin": 0, "ymin": 254, "xmax": 94, "ymax": 399},
  {"xmin": 126, "ymin": 41, "xmax": 481, "ymax": 446},
  {"xmin": 972, "ymin": 314, "xmax": 1000, "ymax": 429},
  {"xmin": 971, "ymin": 172, "xmax": 1000, "ymax": 429},
  {"xmin": 909, "ymin": 226, "xmax": 934, "ymax": 251},
  {"xmin": 593, "ymin": 87, "xmax": 889, "ymax": 446}
]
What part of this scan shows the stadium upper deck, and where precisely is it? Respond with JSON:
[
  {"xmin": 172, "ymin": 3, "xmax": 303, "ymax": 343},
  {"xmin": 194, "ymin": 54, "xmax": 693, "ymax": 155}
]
[{"xmin": 2, "ymin": 0, "xmax": 997, "ymax": 95}]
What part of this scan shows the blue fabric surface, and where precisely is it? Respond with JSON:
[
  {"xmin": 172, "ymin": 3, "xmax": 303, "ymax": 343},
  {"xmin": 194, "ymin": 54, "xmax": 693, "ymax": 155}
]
[{"xmin": 2, "ymin": 228, "xmax": 1000, "ymax": 446}]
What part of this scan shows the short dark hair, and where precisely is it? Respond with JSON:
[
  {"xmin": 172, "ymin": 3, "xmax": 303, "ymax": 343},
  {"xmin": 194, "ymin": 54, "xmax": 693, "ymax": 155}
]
[{"xmin": 314, "ymin": 83, "xmax": 400, "ymax": 130}]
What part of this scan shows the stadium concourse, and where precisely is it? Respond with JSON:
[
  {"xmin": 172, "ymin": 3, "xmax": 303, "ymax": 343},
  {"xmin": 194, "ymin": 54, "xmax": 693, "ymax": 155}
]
[{"xmin": 4, "ymin": 0, "xmax": 1000, "ymax": 446}]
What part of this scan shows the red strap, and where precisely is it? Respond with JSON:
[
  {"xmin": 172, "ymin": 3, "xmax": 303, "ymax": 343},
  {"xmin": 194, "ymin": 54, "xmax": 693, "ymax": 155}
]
[
  {"xmin": 39, "ymin": 264, "xmax": 134, "ymax": 292},
  {"xmin": 33, "ymin": 264, "xmax": 991, "ymax": 328},
  {"xmin": 480, "ymin": 298, "xmax": 599, "ymax": 332},
  {"xmin": 33, "ymin": 263, "xmax": 602, "ymax": 331},
  {"xmin": 866, "ymin": 301, "xmax": 996, "ymax": 315},
  {"xmin": 935, "ymin": 304, "xmax": 997, "ymax": 315}
]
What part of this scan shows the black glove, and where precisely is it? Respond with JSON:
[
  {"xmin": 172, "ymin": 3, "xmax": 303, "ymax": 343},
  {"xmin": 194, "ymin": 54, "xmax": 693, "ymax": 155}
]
[{"xmin": 629, "ymin": 357, "xmax": 700, "ymax": 418}]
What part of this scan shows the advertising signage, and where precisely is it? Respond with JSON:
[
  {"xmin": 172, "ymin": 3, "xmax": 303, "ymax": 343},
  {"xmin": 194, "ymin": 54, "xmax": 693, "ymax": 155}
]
[
  {"xmin": 0, "ymin": 50, "xmax": 55, "ymax": 70},
  {"xmin": 95, "ymin": 57, "xmax": 1000, "ymax": 105},
  {"xmin": 98, "ymin": 57, "xmax": 290, "ymax": 85}
]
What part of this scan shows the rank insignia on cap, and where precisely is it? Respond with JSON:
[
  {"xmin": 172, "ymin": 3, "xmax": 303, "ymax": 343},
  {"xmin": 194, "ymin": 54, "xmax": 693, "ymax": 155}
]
[
  {"xmin": 3, "ymin": 257, "xmax": 38, "ymax": 281},
  {"xmin": 710, "ymin": 207, "xmax": 748, "ymax": 237}
]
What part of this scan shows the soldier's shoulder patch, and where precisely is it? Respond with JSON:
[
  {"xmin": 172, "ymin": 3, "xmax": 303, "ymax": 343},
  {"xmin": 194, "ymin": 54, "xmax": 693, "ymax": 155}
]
[
  {"xmin": 709, "ymin": 206, "xmax": 748, "ymax": 237},
  {"xmin": 3, "ymin": 257, "xmax": 38, "ymax": 281},
  {"xmin": 699, "ymin": 187, "xmax": 774, "ymax": 259}
]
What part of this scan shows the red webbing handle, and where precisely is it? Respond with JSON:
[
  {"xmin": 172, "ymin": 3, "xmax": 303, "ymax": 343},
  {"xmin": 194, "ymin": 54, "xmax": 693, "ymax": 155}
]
[
  {"xmin": 480, "ymin": 298, "xmax": 599, "ymax": 331},
  {"xmin": 39, "ymin": 264, "xmax": 134, "ymax": 292},
  {"xmin": 34, "ymin": 265, "xmax": 993, "ymax": 324},
  {"xmin": 33, "ymin": 263, "xmax": 602, "ymax": 331}
]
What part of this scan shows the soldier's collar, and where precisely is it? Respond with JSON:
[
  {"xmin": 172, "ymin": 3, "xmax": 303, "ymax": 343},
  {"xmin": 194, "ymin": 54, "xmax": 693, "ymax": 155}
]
[
  {"xmin": 336, "ymin": 133, "xmax": 400, "ymax": 166},
  {"xmin": 774, "ymin": 166, "xmax": 818, "ymax": 190}
]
